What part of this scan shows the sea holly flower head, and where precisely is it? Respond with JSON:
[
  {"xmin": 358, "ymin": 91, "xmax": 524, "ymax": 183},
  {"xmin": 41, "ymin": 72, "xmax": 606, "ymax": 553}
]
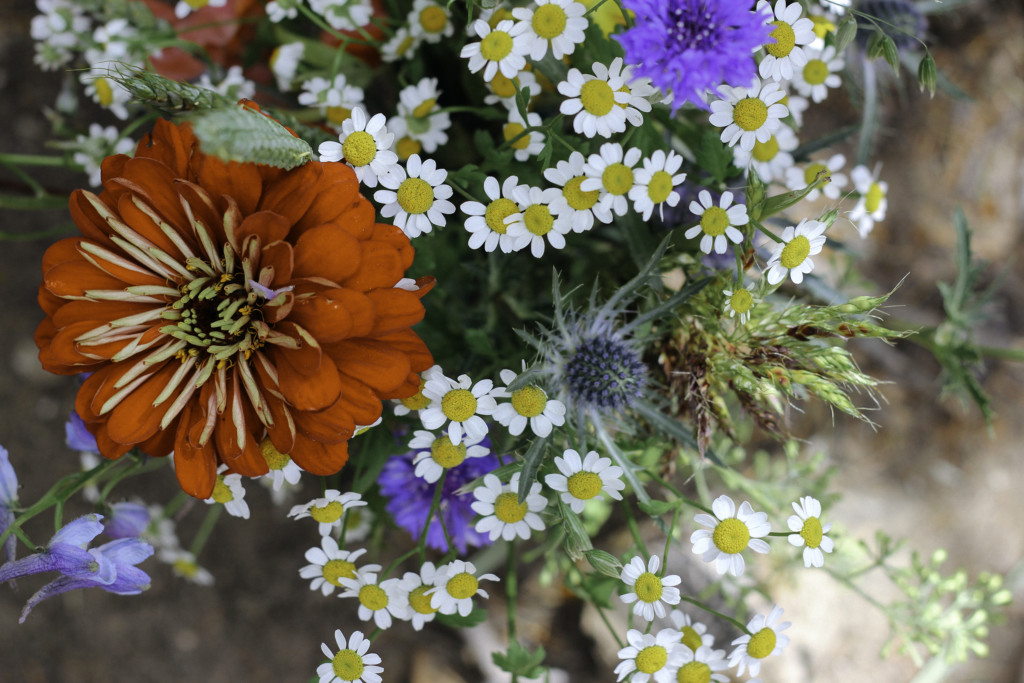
[
  {"xmin": 690, "ymin": 494, "xmax": 771, "ymax": 576},
  {"xmin": 787, "ymin": 495, "xmax": 834, "ymax": 567},
  {"xmin": 619, "ymin": 555, "xmax": 682, "ymax": 621},
  {"xmin": 728, "ymin": 604, "xmax": 791, "ymax": 676},
  {"xmin": 317, "ymin": 629, "xmax": 383, "ymax": 683}
]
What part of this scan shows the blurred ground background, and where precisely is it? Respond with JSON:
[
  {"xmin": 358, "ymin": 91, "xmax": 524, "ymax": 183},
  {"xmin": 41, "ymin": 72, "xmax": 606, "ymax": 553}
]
[{"xmin": 1, "ymin": 0, "xmax": 1023, "ymax": 681}]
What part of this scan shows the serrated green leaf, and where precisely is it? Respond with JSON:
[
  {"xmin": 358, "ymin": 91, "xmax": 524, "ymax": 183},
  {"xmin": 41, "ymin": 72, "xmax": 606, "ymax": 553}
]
[
  {"xmin": 695, "ymin": 129, "xmax": 733, "ymax": 183},
  {"xmin": 492, "ymin": 642, "xmax": 547, "ymax": 678}
]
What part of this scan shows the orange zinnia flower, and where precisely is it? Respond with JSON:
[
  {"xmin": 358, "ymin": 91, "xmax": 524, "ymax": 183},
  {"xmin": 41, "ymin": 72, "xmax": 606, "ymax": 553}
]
[{"xmin": 35, "ymin": 118, "xmax": 434, "ymax": 499}]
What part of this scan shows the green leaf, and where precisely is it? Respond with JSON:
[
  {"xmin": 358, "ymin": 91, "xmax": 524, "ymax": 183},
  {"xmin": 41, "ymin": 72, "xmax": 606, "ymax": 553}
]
[
  {"xmin": 492, "ymin": 642, "xmax": 547, "ymax": 678},
  {"xmin": 573, "ymin": 571, "xmax": 620, "ymax": 608},
  {"xmin": 517, "ymin": 435, "xmax": 549, "ymax": 503},
  {"xmin": 695, "ymin": 129, "xmax": 733, "ymax": 184},
  {"xmin": 558, "ymin": 498, "xmax": 593, "ymax": 560}
]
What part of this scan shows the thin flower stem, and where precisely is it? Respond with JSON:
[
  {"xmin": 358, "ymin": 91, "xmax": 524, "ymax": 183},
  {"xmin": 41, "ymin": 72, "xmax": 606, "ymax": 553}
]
[
  {"xmin": 0, "ymin": 153, "xmax": 69, "ymax": 167},
  {"xmin": 506, "ymin": 539, "xmax": 518, "ymax": 643},
  {"xmin": 417, "ymin": 471, "xmax": 448, "ymax": 564},
  {"xmin": 677, "ymin": 595, "xmax": 749, "ymax": 634},
  {"xmin": 383, "ymin": 546, "xmax": 420, "ymax": 578},
  {"xmin": 646, "ymin": 472, "xmax": 711, "ymax": 515},
  {"xmin": 189, "ymin": 504, "xmax": 223, "ymax": 558},
  {"xmin": 660, "ymin": 505, "xmax": 681, "ymax": 567},
  {"xmin": 620, "ymin": 500, "xmax": 649, "ymax": 562},
  {"xmin": 596, "ymin": 604, "xmax": 625, "ymax": 649}
]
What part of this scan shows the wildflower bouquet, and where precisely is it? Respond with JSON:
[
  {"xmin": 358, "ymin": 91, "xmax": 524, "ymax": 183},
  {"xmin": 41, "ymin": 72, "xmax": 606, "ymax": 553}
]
[{"xmin": 1, "ymin": 0, "xmax": 1015, "ymax": 680}]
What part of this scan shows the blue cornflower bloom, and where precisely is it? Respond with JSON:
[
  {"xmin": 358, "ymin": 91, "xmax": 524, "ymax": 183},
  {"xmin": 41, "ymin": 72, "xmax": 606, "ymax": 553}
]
[
  {"xmin": 614, "ymin": 0, "xmax": 770, "ymax": 111},
  {"xmin": 378, "ymin": 445, "xmax": 499, "ymax": 554},
  {"xmin": 0, "ymin": 445, "xmax": 18, "ymax": 563},
  {"xmin": 65, "ymin": 410, "xmax": 99, "ymax": 452}
]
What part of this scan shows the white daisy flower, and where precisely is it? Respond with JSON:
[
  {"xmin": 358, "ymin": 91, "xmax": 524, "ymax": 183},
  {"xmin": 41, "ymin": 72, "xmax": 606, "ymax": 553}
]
[
  {"xmin": 289, "ymin": 490, "xmax": 368, "ymax": 537},
  {"xmin": 30, "ymin": 0, "xmax": 90, "ymax": 71},
  {"xmin": 197, "ymin": 65, "xmax": 256, "ymax": 100},
  {"xmin": 493, "ymin": 368, "xmax": 566, "ymax": 437},
  {"xmin": 669, "ymin": 609, "xmax": 717, "ymax": 651},
  {"xmin": 298, "ymin": 74, "xmax": 366, "ymax": 127},
  {"xmin": 512, "ymin": 0, "xmax": 588, "ymax": 60},
  {"xmin": 685, "ymin": 190, "xmax": 749, "ymax": 255},
  {"xmin": 690, "ymin": 494, "xmax": 771, "ymax": 576},
  {"xmin": 614, "ymin": 627, "xmax": 685, "ymax": 683},
  {"xmin": 461, "ymin": 175, "xmax": 522, "ymax": 253},
  {"xmin": 675, "ymin": 644, "xmax": 731, "ymax": 683},
  {"xmin": 310, "ymin": 0, "xmax": 374, "ymax": 31},
  {"xmin": 544, "ymin": 448, "xmax": 624, "ymax": 513},
  {"xmin": 299, "ymin": 539, "xmax": 377, "ymax": 596},
  {"xmin": 722, "ymin": 284, "xmax": 759, "ymax": 324},
  {"xmin": 71, "ymin": 124, "xmax": 135, "ymax": 187},
  {"xmin": 787, "ymin": 495, "xmax": 834, "ymax": 567},
  {"xmin": 409, "ymin": 429, "xmax": 490, "ymax": 483},
  {"xmin": 318, "ymin": 107, "xmax": 399, "ymax": 188},
  {"xmin": 317, "ymin": 630, "xmax": 383, "ymax": 683},
  {"xmin": 607, "ymin": 57, "xmax": 658, "ymax": 129},
  {"xmin": 408, "ymin": 0, "xmax": 454, "ymax": 42},
  {"xmin": 502, "ymin": 109, "xmax": 545, "ymax": 162},
  {"xmin": 504, "ymin": 184, "xmax": 572, "ymax": 258},
  {"xmin": 161, "ymin": 548, "xmax": 215, "ymax": 586},
  {"xmin": 420, "ymin": 372, "xmax": 499, "ymax": 445},
  {"xmin": 428, "ymin": 559, "xmax": 499, "ymax": 617},
  {"xmin": 204, "ymin": 465, "xmax": 249, "ymax": 519},
  {"xmin": 270, "ymin": 42, "xmax": 304, "ymax": 91},
  {"xmin": 848, "ymin": 164, "xmax": 888, "ymax": 238},
  {"xmin": 174, "ymin": 0, "xmax": 227, "ymax": 19},
  {"xmin": 728, "ymin": 605, "xmax": 791, "ymax": 677},
  {"xmin": 80, "ymin": 66, "xmax": 133, "ymax": 121},
  {"xmin": 581, "ymin": 142, "xmax": 643, "ymax": 219},
  {"xmin": 394, "ymin": 77, "xmax": 450, "ymax": 153},
  {"xmin": 374, "ymin": 154, "xmax": 455, "ymax": 239},
  {"xmin": 765, "ymin": 218, "xmax": 828, "ymax": 285},
  {"xmin": 731, "ymin": 124, "xmax": 799, "ymax": 183},
  {"xmin": 619, "ymin": 555, "xmax": 682, "ymax": 621},
  {"xmin": 266, "ymin": 0, "xmax": 302, "ymax": 23},
  {"xmin": 484, "ymin": 69, "xmax": 541, "ymax": 111},
  {"xmin": 461, "ymin": 19, "xmax": 530, "ymax": 81},
  {"xmin": 757, "ymin": 0, "xmax": 817, "ymax": 82},
  {"xmin": 382, "ymin": 27, "xmax": 419, "ymax": 62},
  {"xmin": 792, "ymin": 44, "xmax": 844, "ymax": 103},
  {"xmin": 785, "ymin": 152, "xmax": 848, "ymax": 201},
  {"xmin": 395, "ymin": 562, "xmax": 442, "ymax": 630},
  {"xmin": 630, "ymin": 150, "xmax": 686, "ymax": 221},
  {"xmin": 392, "ymin": 365, "xmax": 444, "ymax": 416},
  {"xmin": 543, "ymin": 151, "xmax": 606, "ymax": 233},
  {"xmin": 709, "ymin": 78, "xmax": 788, "ymax": 152},
  {"xmin": 471, "ymin": 472, "xmax": 547, "ymax": 542},
  {"xmin": 558, "ymin": 60, "xmax": 630, "ymax": 139},
  {"xmin": 339, "ymin": 571, "xmax": 410, "ymax": 630},
  {"xmin": 783, "ymin": 89, "xmax": 809, "ymax": 126},
  {"xmin": 258, "ymin": 438, "xmax": 303, "ymax": 491}
]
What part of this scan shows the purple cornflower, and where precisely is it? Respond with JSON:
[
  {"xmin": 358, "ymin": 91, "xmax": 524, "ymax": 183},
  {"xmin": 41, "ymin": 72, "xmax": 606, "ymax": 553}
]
[
  {"xmin": 614, "ymin": 0, "xmax": 771, "ymax": 111},
  {"xmin": 0, "ymin": 445, "xmax": 18, "ymax": 563},
  {"xmin": 65, "ymin": 410, "xmax": 98, "ymax": 452},
  {"xmin": 378, "ymin": 444, "xmax": 499, "ymax": 554}
]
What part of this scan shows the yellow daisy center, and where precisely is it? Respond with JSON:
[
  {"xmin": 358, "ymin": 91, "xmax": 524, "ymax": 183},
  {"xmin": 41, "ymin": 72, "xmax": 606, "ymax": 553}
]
[
  {"xmin": 800, "ymin": 516, "xmax": 824, "ymax": 548},
  {"xmin": 865, "ymin": 182, "xmax": 884, "ymax": 213},
  {"xmin": 311, "ymin": 501, "xmax": 345, "ymax": 524},
  {"xmin": 358, "ymin": 584, "xmax": 389, "ymax": 611},
  {"xmin": 395, "ymin": 34, "xmax": 416, "ymax": 55},
  {"xmin": 446, "ymin": 572, "xmax": 479, "ymax": 600},
  {"xmin": 412, "ymin": 98, "xmax": 436, "ymax": 118},
  {"xmin": 480, "ymin": 30, "xmax": 514, "ymax": 62},
  {"xmin": 488, "ymin": 8, "xmax": 514, "ymax": 27},
  {"xmin": 712, "ymin": 518, "xmax": 750, "ymax": 554},
  {"xmin": 490, "ymin": 72, "xmax": 519, "ymax": 98},
  {"xmin": 566, "ymin": 471, "xmax": 602, "ymax": 500},
  {"xmin": 332, "ymin": 649, "xmax": 365, "ymax": 681},
  {"xmin": 396, "ymin": 136, "xmax": 421, "ymax": 160},
  {"xmin": 563, "ymin": 176, "xmax": 599, "ymax": 210},
  {"xmin": 326, "ymin": 106, "xmax": 352, "ymax": 125},
  {"xmin": 322, "ymin": 558, "xmax": 357, "ymax": 586},
  {"xmin": 211, "ymin": 476, "xmax": 234, "ymax": 504},
  {"xmin": 400, "ymin": 379, "xmax": 431, "ymax": 410},
  {"xmin": 746, "ymin": 627, "xmax": 777, "ymax": 659},
  {"xmin": 803, "ymin": 59, "xmax": 829, "ymax": 85},
  {"xmin": 678, "ymin": 660, "xmax": 712, "ymax": 683},
  {"xmin": 185, "ymin": 0, "xmax": 209, "ymax": 8},
  {"xmin": 503, "ymin": 122, "xmax": 530, "ymax": 150},
  {"xmin": 94, "ymin": 77, "xmax": 114, "ymax": 108},
  {"xmin": 419, "ymin": 5, "xmax": 447, "ymax": 33},
  {"xmin": 485, "ymin": 197, "xmax": 517, "ymax": 234},
  {"xmin": 430, "ymin": 436, "xmax": 467, "ymax": 468},
  {"xmin": 523, "ymin": 204, "xmax": 554, "ymax": 236},
  {"xmin": 532, "ymin": 4, "xmax": 567, "ymax": 39},
  {"xmin": 729, "ymin": 288, "xmax": 754, "ymax": 315},
  {"xmin": 803, "ymin": 162, "xmax": 828, "ymax": 186},
  {"xmin": 699, "ymin": 206, "xmax": 730, "ymax": 237},
  {"xmin": 580, "ymin": 79, "xmax": 615, "ymax": 116},
  {"xmin": 647, "ymin": 170, "xmax": 674, "ymax": 203},
  {"xmin": 602, "ymin": 162, "xmax": 633, "ymax": 195},
  {"xmin": 494, "ymin": 492, "xmax": 528, "ymax": 523},
  {"xmin": 733, "ymin": 97, "xmax": 768, "ymax": 132},
  {"xmin": 441, "ymin": 388, "xmax": 477, "ymax": 422},
  {"xmin": 680, "ymin": 625, "xmax": 702, "ymax": 652},
  {"xmin": 511, "ymin": 385, "xmax": 547, "ymax": 417},
  {"xmin": 342, "ymin": 130, "xmax": 377, "ymax": 167},
  {"xmin": 634, "ymin": 572, "xmax": 664, "ymax": 603},
  {"xmin": 780, "ymin": 235, "xmax": 811, "ymax": 270},
  {"xmin": 636, "ymin": 645, "xmax": 668, "ymax": 674},
  {"xmin": 397, "ymin": 177, "xmax": 434, "ymax": 214},
  {"xmin": 409, "ymin": 585, "xmax": 439, "ymax": 615},
  {"xmin": 752, "ymin": 135, "xmax": 779, "ymax": 162},
  {"xmin": 172, "ymin": 558, "xmax": 200, "ymax": 579},
  {"xmin": 810, "ymin": 15, "xmax": 835, "ymax": 39},
  {"xmin": 766, "ymin": 20, "xmax": 796, "ymax": 58},
  {"xmin": 259, "ymin": 438, "xmax": 291, "ymax": 471}
]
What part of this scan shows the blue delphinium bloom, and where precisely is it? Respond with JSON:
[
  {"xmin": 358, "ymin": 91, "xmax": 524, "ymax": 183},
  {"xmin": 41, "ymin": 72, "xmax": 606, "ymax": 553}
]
[
  {"xmin": 0, "ymin": 445, "xmax": 18, "ymax": 563},
  {"xmin": 65, "ymin": 410, "xmax": 99, "ymax": 452},
  {"xmin": 378, "ymin": 445, "xmax": 499, "ymax": 554},
  {"xmin": 103, "ymin": 502, "xmax": 151, "ymax": 539},
  {"xmin": 614, "ymin": 0, "xmax": 770, "ymax": 111}
]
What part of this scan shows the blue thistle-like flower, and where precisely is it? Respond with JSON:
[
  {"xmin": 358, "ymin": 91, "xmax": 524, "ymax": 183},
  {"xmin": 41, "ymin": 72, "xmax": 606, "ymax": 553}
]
[
  {"xmin": 564, "ymin": 335, "xmax": 648, "ymax": 412},
  {"xmin": 614, "ymin": 0, "xmax": 771, "ymax": 111}
]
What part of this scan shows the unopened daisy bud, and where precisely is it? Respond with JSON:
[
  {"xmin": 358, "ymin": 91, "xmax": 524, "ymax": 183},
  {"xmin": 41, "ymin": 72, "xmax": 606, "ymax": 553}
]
[
  {"xmin": 585, "ymin": 549, "xmax": 623, "ymax": 578},
  {"xmin": 834, "ymin": 13, "xmax": 859, "ymax": 52}
]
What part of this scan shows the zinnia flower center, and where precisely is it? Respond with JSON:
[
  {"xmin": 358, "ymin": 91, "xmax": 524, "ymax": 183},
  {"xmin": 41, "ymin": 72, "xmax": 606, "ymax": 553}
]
[
  {"xmin": 494, "ymin": 492, "xmax": 528, "ymax": 523},
  {"xmin": 563, "ymin": 176, "xmax": 599, "ymax": 210},
  {"xmin": 780, "ymin": 235, "xmax": 811, "ymax": 269},
  {"xmin": 733, "ymin": 97, "xmax": 768, "ymax": 132},
  {"xmin": 746, "ymin": 627, "xmax": 777, "ymax": 659},
  {"xmin": 446, "ymin": 572, "xmax": 479, "ymax": 600},
  {"xmin": 332, "ymin": 650, "xmax": 365, "ymax": 681},
  {"xmin": 699, "ymin": 206, "xmax": 729, "ymax": 237},
  {"xmin": 485, "ymin": 198, "xmax": 517, "ymax": 234},
  {"xmin": 803, "ymin": 59, "xmax": 828, "ymax": 85},
  {"xmin": 580, "ymin": 79, "xmax": 615, "ymax": 116},
  {"xmin": 409, "ymin": 585, "xmax": 438, "ymax": 614},
  {"xmin": 441, "ymin": 388, "xmax": 477, "ymax": 422},
  {"xmin": 800, "ymin": 516, "xmax": 824, "ymax": 548},
  {"xmin": 510, "ymin": 385, "xmax": 547, "ymax": 417},
  {"xmin": 566, "ymin": 471, "xmax": 602, "ymax": 500},
  {"xmin": 601, "ymin": 163, "xmax": 634, "ymax": 195},
  {"xmin": 341, "ymin": 131, "xmax": 377, "ymax": 167},
  {"xmin": 323, "ymin": 559, "xmax": 357, "ymax": 586},
  {"xmin": 358, "ymin": 584, "xmax": 389, "ymax": 611},
  {"xmin": 765, "ymin": 20, "xmax": 796, "ymax": 57},
  {"xmin": 397, "ymin": 178, "xmax": 435, "ymax": 214},
  {"xmin": 532, "ymin": 4, "xmax": 567, "ymax": 39},
  {"xmin": 636, "ymin": 645, "xmax": 668, "ymax": 674},
  {"xmin": 712, "ymin": 518, "xmax": 750, "ymax": 554},
  {"xmin": 647, "ymin": 170, "xmax": 674, "ymax": 203},
  {"xmin": 677, "ymin": 660, "xmax": 712, "ymax": 683},
  {"xmin": 634, "ymin": 572, "xmax": 664, "ymax": 603},
  {"xmin": 523, "ymin": 204, "xmax": 554, "ymax": 236},
  {"xmin": 480, "ymin": 30, "xmax": 514, "ymax": 61},
  {"xmin": 503, "ymin": 122, "xmax": 530, "ymax": 150},
  {"xmin": 752, "ymin": 135, "xmax": 779, "ymax": 162},
  {"xmin": 430, "ymin": 436, "xmax": 467, "ymax": 468},
  {"xmin": 419, "ymin": 6, "xmax": 447, "ymax": 32}
]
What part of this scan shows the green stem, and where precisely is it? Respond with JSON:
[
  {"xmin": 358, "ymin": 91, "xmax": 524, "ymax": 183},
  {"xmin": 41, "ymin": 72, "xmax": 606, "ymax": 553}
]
[
  {"xmin": 417, "ymin": 471, "xmax": 448, "ymax": 565},
  {"xmin": 506, "ymin": 539, "xmax": 518, "ymax": 643},
  {"xmin": 0, "ymin": 153, "xmax": 69, "ymax": 167},
  {"xmin": 189, "ymin": 504, "xmax": 223, "ymax": 557},
  {"xmin": 621, "ymin": 500, "xmax": 649, "ymax": 562},
  {"xmin": 677, "ymin": 595, "xmax": 749, "ymax": 633},
  {"xmin": 596, "ymin": 605, "xmax": 625, "ymax": 649},
  {"xmin": 660, "ymin": 506, "xmax": 681, "ymax": 567},
  {"xmin": 383, "ymin": 547, "xmax": 420, "ymax": 578}
]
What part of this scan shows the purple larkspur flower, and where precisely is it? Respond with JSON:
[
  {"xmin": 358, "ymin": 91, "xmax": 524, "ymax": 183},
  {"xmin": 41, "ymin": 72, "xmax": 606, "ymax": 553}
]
[
  {"xmin": 614, "ymin": 0, "xmax": 770, "ymax": 111},
  {"xmin": 65, "ymin": 410, "xmax": 98, "ymax": 452},
  {"xmin": 103, "ymin": 502, "xmax": 151, "ymax": 539},
  {"xmin": 378, "ymin": 444, "xmax": 499, "ymax": 554},
  {"xmin": 0, "ymin": 445, "xmax": 18, "ymax": 563}
]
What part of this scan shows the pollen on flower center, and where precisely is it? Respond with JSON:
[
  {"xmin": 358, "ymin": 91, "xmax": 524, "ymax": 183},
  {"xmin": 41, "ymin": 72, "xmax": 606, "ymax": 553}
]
[
  {"xmin": 677, "ymin": 660, "xmax": 712, "ymax": 683},
  {"xmin": 341, "ymin": 131, "xmax": 377, "ymax": 167},
  {"xmin": 752, "ymin": 135, "xmax": 780, "ymax": 162},
  {"xmin": 259, "ymin": 437, "xmax": 291, "ymax": 470},
  {"xmin": 326, "ymin": 106, "xmax": 352, "ymax": 125},
  {"xmin": 311, "ymin": 501, "xmax": 345, "ymax": 524},
  {"xmin": 532, "ymin": 4, "xmax": 567, "ymax": 39},
  {"xmin": 397, "ymin": 178, "xmax": 435, "ymax": 214},
  {"xmin": 766, "ymin": 20, "xmax": 796, "ymax": 57},
  {"xmin": 712, "ymin": 518, "xmax": 750, "ymax": 554},
  {"xmin": 733, "ymin": 98, "xmax": 768, "ymax": 132},
  {"xmin": 563, "ymin": 176, "xmax": 599, "ymax": 210},
  {"xmin": 699, "ymin": 206, "xmax": 730, "ymax": 237},
  {"xmin": 780, "ymin": 235, "xmax": 811, "ymax": 269},
  {"xmin": 566, "ymin": 471, "xmax": 602, "ymax": 500},
  {"xmin": 800, "ymin": 516, "xmax": 824, "ymax": 548},
  {"xmin": 166, "ymin": 267, "xmax": 262, "ymax": 362},
  {"xmin": 602, "ymin": 163, "xmax": 634, "ymax": 195},
  {"xmin": 503, "ymin": 122, "xmax": 530, "ymax": 150},
  {"xmin": 323, "ymin": 559, "xmax": 357, "ymax": 586},
  {"xmin": 211, "ymin": 477, "xmax": 234, "ymax": 504},
  {"xmin": 409, "ymin": 585, "xmax": 438, "ymax": 614},
  {"xmin": 511, "ymin": 385, "xmax": 547, "ymax": 417},
  {"xmin": 680, "ymin": 626, "xmax": 702, "ymax": 652},
  {"xmin": 636, "ymin": 645, "xmax": 668, "ymax": 674},
  {"xmin": 803, "ymin": 59, "xmax": 828, "ymax": 85},
  {"xmin": 441, "ymin": 388, "xmax": 478, "ymax": 421},
  {"xmin": 358, "ymin": 584, "xmax": 389, "ymax": 611},
  {"xmin": 647, "ymin": 170, "xmax": 674, "ymax": 203},
  {"xmin": 412, "ymin": 98, "xmax": 436, "ymax": 118},
  {"xmin": 729, "ymin": 289, "xmax": 753, "ymax": 314},
  {"xmin": 523, "ymin": 204, "xmax": 554, "ymax": 236},
  {"xmin": 580, "ymin": 79, "xmax": 615, "ymax": 116},
  {"xmin": 332, "ymin": 649, "xmax": 365, "ymax": 681},
  {"xmin": 865, "ymin": 182, "xmax": 884, "ymax": 212},
  {"xmin": 430, "ymin": 437, "xmax": 467, "ymax": 468},
  {"xmin": 485, "ymin": 197, "xmax": 517, "ymax": 234},
  {"xmin": 480, "ymin": 30, "xmax": 514, "ymax": 61},
  {"xmin": 494, "ymin": 492, "xmax": 528, "ymax": 523},
  {"xmin": 447, "ymin": 572, "xmax": 479, "ymax": 599},
  {"xmin": 746, "ymin": 627, "xmax": 777, "ymax": 659},
  {"xmin": 634, "ymin": 572, "xmax": 664, "ymax": 603},
  {"xmin": 419, "ymin": 6, "xmax": 447, "ymax": 32}
]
